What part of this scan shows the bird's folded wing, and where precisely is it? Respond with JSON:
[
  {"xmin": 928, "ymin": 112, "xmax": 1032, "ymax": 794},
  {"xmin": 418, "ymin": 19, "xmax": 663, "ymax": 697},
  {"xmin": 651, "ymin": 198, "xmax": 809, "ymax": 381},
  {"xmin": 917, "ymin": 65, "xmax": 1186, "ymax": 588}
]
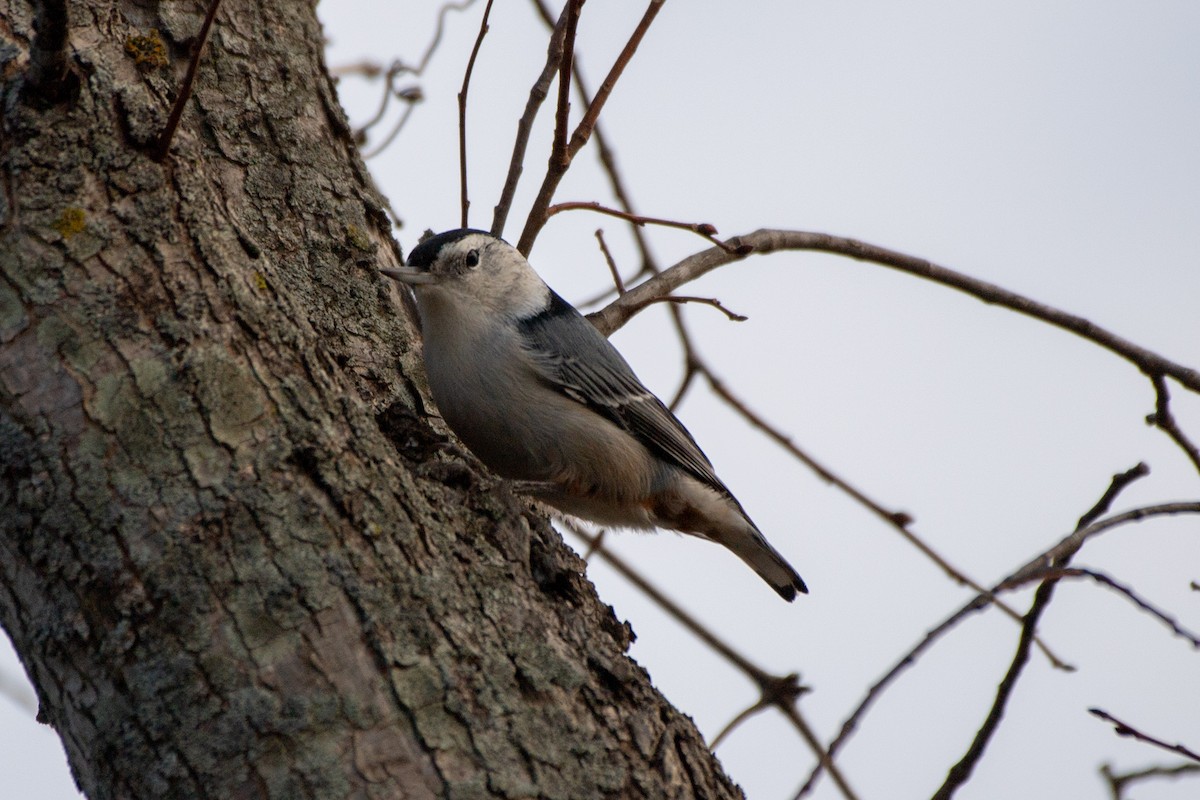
[{"xmin": 518, "ymin": 296, "xmax": 732, "ymax": 499}]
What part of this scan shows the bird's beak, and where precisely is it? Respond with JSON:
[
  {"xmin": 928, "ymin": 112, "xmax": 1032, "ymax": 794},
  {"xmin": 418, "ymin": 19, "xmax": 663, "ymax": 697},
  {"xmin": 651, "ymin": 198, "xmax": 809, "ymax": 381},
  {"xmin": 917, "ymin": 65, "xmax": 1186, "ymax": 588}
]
[{"xmin": 381, "ymin": 266, "xmax": 437, "ymax": 286}]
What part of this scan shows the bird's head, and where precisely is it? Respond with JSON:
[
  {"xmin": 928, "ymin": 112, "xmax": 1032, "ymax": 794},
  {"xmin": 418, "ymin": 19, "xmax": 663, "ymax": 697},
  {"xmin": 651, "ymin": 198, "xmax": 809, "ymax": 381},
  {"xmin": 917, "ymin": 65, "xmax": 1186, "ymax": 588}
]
[{"xmin": 383, "ymin": 229, "xmax": 550, "ymax": 318}]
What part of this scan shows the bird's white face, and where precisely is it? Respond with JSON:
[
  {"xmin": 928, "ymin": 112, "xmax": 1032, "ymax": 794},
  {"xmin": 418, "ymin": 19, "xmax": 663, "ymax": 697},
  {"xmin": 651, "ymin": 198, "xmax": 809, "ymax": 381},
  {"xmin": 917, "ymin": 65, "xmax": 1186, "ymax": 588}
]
[{"xmin": 389, "ymin": 230, "xmax": 550, "ymax": 320}]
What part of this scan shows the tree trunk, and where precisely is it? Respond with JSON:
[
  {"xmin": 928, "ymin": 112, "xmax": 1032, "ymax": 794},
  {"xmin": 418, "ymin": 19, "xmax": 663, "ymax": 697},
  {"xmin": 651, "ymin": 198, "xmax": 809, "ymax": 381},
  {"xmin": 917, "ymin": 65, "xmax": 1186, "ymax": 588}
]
[{"xmin": 0, "ymin": 1, "xmax": 742, "ymax": 797}]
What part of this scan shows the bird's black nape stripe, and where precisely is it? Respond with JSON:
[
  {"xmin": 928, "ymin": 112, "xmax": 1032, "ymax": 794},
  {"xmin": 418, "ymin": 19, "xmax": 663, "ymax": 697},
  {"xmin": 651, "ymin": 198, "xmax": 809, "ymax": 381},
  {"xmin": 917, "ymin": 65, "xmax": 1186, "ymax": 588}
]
[
  {"xmin": 516, "ymin": 289, "xmax": 578, "ymax": 328},
  {"xmin": 405, "ymin": 228, "xmax": 491, "ymax": 269}
]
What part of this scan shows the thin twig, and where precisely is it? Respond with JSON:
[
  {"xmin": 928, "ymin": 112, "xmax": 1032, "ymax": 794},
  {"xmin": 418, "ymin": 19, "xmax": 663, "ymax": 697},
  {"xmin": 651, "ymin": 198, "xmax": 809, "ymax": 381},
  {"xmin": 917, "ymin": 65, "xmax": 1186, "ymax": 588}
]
[
  {"xmin": 457, "ymin": 0, "xmax": 495, "ymax": 227},
  {"xmin": 329, "ymin": 60, "xmax": 385, "ymax": 79},
  {"xmin": 930, "ymin": 575, "xmax": 1060, "ymax": 800},
  {"xmin": 777, "ymin": 705, "xmax": 862, "ymax": 800},
  {"xmin": 517, "ymin": 0, "xmax": 667, "ymax": 254},
  {"xmin": 356, "ymin": 62, "xmax": 398, "ymax": 134},
  {"xmin": 709, "ymin": 698, "xmax": 772, "ymax": 750},
  {"xmin": 1100, "ymin": 762, "xmax": 1200, "ymax": 800},
  {"xmin": 527, "ymin": 0, "xmax": 657, "ymax": 277},
  {"xmin": 550, "ymin": 0, "xmax": 582, "ymax": 176},
  {"xmin": 559, "ymin": 520, "xmax": 860, "ymax": 800},
  {"xmin": 1078, "ymin": 463, "xmax": 1151, "ymax": 530},
  {"xmin": 1001, "ymin": 502, "xmax": 1200, "ymax": 589},
  {"xmin": 356, "ymin": 67, "xmax": 423, "ymax": 147},
  {"xmin": 1090, "ymin": 708, "xmax": 1200, "ymax": 764},
  {"xmin": 792, "ymin": 593, "xmax": 994, "ymax": 798},
  {"xmin": 354, "ymin": 0, "xmax": 476, "ymax": 156},
  {"xmin": 491, "ymin": 2, "xmax": 572, "ymax": 237},
  {"xmin": 1045, "ymin": 568, "xmax": 1200, "ymax": 648},
  {"xmin": 154, "ymin": 0, "xmax": 223, "ymax": 161},
  {"xmin": 565, "ymin": 1, "xmax": 664, "ymax": 162},
  {"xmin": 561, "ymin": 520, "xmax": 764, "ymax": 679},
  {"xmin": 546, "ymin": 201, "xmax": 749, "ymax": 254},
  {"xmin": 362, "ymin": 101, "xmax": 420, "ymax": 160},
  {"xmin": 632, "ymin": 295, "xmax": 747, "ymax": 322},
  {"xmin": 594, "ymin": 229, "xmax": 625, "ymax": 294},
  {"xmin": 403, "ymin": 0, "xmax": 478, "ymax": 75},
  {"xmin": 702, "ymin": 367, "xmax": 1068, "ymax": 667},
  {"xmin": 1147, "ymin": 374, "xmax": 1200, "ymax": 474},
  {"xmin": 795, "ymin": 464, "xmax": 1154, "ymax": 798},
  {"xmin": 929, "ymin": 468, "xmax": 1176, "ymax": 800}
]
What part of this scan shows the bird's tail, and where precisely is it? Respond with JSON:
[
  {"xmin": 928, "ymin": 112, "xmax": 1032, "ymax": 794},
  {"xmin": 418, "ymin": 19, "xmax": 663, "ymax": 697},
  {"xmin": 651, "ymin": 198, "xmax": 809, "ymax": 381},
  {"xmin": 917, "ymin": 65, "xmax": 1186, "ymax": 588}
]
[
  {"xmin": 716, "ymin": 522, "xmax": 808, "ymax": 601},
  {"xmin": 649, "ymin": 474, "xmax": 808, "ymax": 601}
]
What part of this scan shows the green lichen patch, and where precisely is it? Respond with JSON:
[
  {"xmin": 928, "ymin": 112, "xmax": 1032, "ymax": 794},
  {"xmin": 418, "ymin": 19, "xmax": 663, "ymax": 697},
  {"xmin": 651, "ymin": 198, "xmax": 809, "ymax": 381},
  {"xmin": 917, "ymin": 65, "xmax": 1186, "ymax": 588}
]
[
  {"xmin": 125, "ymin": 29, "xmax": 169, "ymax": 70},
  {"xmin": 345, "ymin": 224, "xmax": 375, "ymax": 254},
  {"xmin": 52, "ymin": 207, "xmax": 86, "ymax": 239}
]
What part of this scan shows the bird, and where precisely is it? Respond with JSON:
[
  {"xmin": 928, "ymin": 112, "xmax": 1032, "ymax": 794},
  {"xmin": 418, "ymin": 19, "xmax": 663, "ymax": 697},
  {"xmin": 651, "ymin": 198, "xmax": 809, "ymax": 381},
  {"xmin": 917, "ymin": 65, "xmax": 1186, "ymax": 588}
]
[{"xmin": 382, "ymin": 228, "xmax": 807, "ymax": 600}]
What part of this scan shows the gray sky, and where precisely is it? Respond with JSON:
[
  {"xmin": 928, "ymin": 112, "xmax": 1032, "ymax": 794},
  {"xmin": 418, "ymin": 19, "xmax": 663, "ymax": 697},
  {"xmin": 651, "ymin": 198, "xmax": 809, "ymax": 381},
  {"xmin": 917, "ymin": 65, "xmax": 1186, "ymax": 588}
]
[{"xmin": 3, "ymin": 2, "xmax": 1198, "ymax": 798}]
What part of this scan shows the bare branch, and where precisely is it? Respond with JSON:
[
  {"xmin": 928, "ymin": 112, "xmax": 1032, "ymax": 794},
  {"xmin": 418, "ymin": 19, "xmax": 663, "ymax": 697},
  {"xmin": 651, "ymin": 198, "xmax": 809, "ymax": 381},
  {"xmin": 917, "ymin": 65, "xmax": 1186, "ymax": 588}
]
[
  {"xmin": 702, "ymin": 368, "xmax": 1069, "ymax": 669},
  {"xmin": 329, "ymin": 60, "xmax": 385, "ymax": 79},
  {"xmin": 1078, "ymin": 463, "xmax": 1151, "ymax": 530},
  {"xmin": 361, "ymin": 94, "xmax": 422, "ymax": 160},
  {"xmin": 777, "ymin": 701, "xmax": 862, "ymax": 800},
  {"xmin": 154, "ymin": 0, "xmax": 223, "ymax": 161},
  {"xmin": 1100, "ymin": 762, "xmax": 1200, "ymax": 800},
  {"xmin": 566, "ymin": 1, "xmax": 664, "ymax": 161},
  {"xmin": 930, "ymin": 576, "xmax": 1059, "ymax": 800},
  {"xmin": 559, "ymin": 519, "xmax": 765, "ymax": 680},
  {"xmin": 796, "ymin": 465, "xmax": 1156, "ymax": 798},
  {"xmin": 558, "ymin": 520, "xmax": 860, "ymax": 800},
  {"xmin": 527, "ymin": 0, "xmax": 660, "ymax": 283},
  {"xmin": 491, "ymin": 3, "xmax": 571, "ymax": 236},
  {"xmin": 633, "ymin": 295, "xmax": 747, "ymax": 322},
  {"xmin": 930, "ymin": 467, "xmax": 1186, "ymax": 800},
  {"xmin": 405, "ymin": 0, "xmax": 479, "ymax": 76},
  {"xmin": 355, "ymin": 64, "xmax": 423, "ymax": 147},
  {"xmin": 546, "ymin": 201, "xmax": 749, "ymax": 253},
  {"xmin": 517, "ymin": 0, "xmax": 667, "ymax": 254},
  {"xmin": 457, "ymin": 0, "xmax": 496, "ymax": 227},
  {"xmin": 594, "ymin": 229, "xmax": 625, "ymax": 294},
  {"xmin": 550, "ymin": 1, "xmax": 582, "ymax": 177},
  {"xmin": 1147, "ymin": 374, "xmax": 1200, "ymax": 475},
  {"xmin": 1002, "ymin": 502, "xmax": 1200, "ymax": 589},
  {"xmin": 709, "ymin": 698, "xmax": 772, "ymax": 750},
  {"xmin": 587, "ymin": 230, "xmax": 1200, "ymax": 398},
  {"xmin": 509, "ymin": 0, "xmax": 583, "ymax": 253},
  {"xmin": 1090, "ymin": 708, "xmax": 1200, "ymax": 764},
  {"xmin": 666, "ymin": 360, "xmax": 699, "ymax": 412},
  {"xmin": 792, "ymin": 593, "xmax": 994, "ymax": 799},
  {"xmin": 1051, "ymin": 568, "xmax": 1200, "ymax": 648},
  {"xmin": 354, "ymin": 0, "xmax": 476, "ymax": 157}
]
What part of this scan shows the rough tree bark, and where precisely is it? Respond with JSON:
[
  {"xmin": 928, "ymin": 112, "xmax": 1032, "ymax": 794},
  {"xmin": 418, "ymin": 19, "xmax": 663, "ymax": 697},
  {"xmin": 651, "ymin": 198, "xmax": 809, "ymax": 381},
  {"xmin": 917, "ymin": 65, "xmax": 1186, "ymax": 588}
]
[{"xmin": 0, "ymin": 1, "xmax": 743, "ymax": 797}]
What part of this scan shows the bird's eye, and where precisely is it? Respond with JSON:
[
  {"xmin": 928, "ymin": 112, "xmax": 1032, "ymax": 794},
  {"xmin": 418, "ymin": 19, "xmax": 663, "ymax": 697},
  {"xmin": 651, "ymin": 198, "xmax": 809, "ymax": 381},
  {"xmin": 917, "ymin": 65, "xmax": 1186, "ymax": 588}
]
[{"xmin": 464, "ymin": 249, "xmax": 480, "ymax": 268}]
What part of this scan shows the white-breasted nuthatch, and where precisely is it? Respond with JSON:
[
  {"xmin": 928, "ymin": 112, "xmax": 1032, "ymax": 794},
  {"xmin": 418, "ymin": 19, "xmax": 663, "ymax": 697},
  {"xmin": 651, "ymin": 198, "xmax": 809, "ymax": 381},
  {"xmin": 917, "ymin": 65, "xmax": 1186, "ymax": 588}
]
[{"xmin": 383, "ymin": 229, "xmax": 807, "ymax": 601}]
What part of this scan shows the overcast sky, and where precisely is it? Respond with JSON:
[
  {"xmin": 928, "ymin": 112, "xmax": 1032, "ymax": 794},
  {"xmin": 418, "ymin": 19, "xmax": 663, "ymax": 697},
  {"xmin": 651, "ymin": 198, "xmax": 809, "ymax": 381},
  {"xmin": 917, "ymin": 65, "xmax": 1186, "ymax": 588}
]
[{"xmin": 4, "ymin": 2, "xmax": 1198, "ymax": 798}]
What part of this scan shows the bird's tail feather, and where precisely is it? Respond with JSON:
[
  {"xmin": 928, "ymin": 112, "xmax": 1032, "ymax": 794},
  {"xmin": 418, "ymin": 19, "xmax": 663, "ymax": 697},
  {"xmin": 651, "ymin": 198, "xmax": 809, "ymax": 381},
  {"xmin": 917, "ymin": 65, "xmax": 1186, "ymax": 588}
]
[{"xmin": 704, "ymin": 520, "xmax": 807, "ymax": 602}]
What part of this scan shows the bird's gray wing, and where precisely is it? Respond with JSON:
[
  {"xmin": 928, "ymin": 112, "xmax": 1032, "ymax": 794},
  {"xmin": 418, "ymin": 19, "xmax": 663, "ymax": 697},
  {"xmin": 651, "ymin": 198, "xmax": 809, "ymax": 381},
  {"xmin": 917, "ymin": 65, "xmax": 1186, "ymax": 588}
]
[{"xmin": 517, "ymin": 292, "xmax": 731, "ymax": 497}]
